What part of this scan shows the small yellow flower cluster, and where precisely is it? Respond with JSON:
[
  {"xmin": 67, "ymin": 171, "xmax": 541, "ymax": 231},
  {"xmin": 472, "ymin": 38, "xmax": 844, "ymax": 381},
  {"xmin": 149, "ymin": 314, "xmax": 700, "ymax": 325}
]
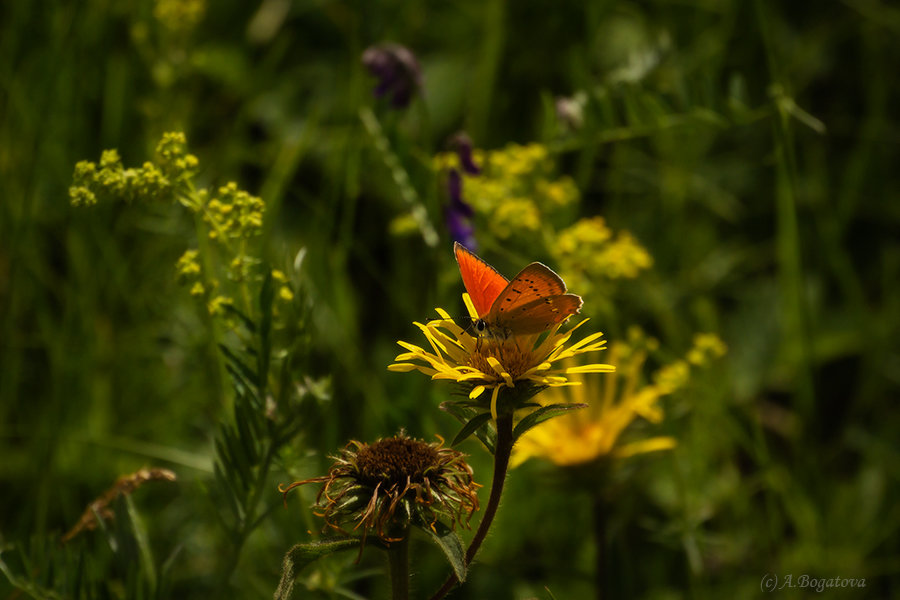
[
  {"xmin": 650, "ymin": 332, "xmax": 728, "ymax": 394},
  {"xmin": 203, "ymin": 183, "xmax": 265, "ymax": 242},
  {"xmin": 511, "ymin": 328, "xmax": 726, "ymax": 468},
  {"xmin": 155, "ymin": 132, "xmax": 199, "ymax": 182},
  {"xmin": 154, "ymin": 0, "xmax": 206, "ymax": 33},
  {"xmin": 176, "ymin": 248, "xmax": 233, "ymax": 314},
  {"xmin": 185, "ymin": 182, "xmax": 266, "ymax": 282},
  {"xmin": 176, "ymin": 249, "xmax": 205, "ymax": 296},
  {"xmin": 434, "ymin": 143, "xmax": 579, "ymax": 240},
  {"xmin": 176, "ymin": 249, "xmax": 201, "ymax": 278},
  {"xmin": 70, "ymin": 151, "xmax": 167, "ymax": 207},
  {"xmin": 70, "ymin": 132, "xmax": 294, "ymax": 325},
  {"xmin": 207, "ymin": 294, "xmax": 234, "ymax": 317},
  {"xmin": 687, "ymin": 332, "xmax": 728, "ymax": 367},
  {"xmin": 553, "ymin": 217, "xmax": 653, "ymax": 294},
  {"xmin": 272, "ymin": 270, "xmax": 294, "ymax": 302},
  {"xmin": 69, "ymin": 134, "xmax": 198, "ymax": 208}
]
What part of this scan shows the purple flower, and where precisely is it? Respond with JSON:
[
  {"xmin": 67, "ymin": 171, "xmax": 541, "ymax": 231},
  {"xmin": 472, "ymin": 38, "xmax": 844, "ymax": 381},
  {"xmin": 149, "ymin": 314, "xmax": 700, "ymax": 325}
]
[
  {"xmin": 444, "ymin": 168, "xmax": 477, "ymax": 248},
  {"xmin": 451, "ymin": 132, "xmax": 481, "ymax": 175},
  {"xmin": 445, "ymin": 204, "xmax": 477, "ymax": 250},
  {"xmin": 362, "ymin": 44, "xmax": 423, "ymax": 109},
  {"xmin": 447, "ymin": 169, "xmax": 473, "ymax": 217}
]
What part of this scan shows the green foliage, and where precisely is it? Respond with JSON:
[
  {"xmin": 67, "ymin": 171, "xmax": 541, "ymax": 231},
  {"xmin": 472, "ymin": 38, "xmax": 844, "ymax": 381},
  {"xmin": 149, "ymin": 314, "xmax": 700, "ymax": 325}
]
[
  {"xmin": 511, "ymin": 402, "xmax": 589, "ymax": 444},
  {"xmin": 274, "ymin": 538, "xmax": 363, "ymax": 600},
  {"xmin": 2, "ymin": 0, "xmax": 899, "ymax": 598},
  {"xmin": 419, "ymin": 522, "xmax": 467, "ymax": 583}
]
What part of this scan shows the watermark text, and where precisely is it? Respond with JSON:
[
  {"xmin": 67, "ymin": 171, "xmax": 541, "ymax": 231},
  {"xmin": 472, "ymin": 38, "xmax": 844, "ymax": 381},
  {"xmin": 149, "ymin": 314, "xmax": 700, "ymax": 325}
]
[{"xmin": 761, "ymin": 574, "xmax": 866, "ymax": 593}]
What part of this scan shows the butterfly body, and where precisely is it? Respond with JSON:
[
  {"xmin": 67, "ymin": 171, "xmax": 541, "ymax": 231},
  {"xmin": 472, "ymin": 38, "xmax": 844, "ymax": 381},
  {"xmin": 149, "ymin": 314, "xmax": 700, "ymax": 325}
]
[{"xmin": 454, "ymin": 242, "xmax": 582, "ymax": 338}]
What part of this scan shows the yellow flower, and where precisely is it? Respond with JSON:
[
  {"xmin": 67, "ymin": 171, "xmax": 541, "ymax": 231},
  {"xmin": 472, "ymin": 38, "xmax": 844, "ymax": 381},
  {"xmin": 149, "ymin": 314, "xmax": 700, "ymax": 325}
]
[
  {"xmin": 536, "ymin": 177, "xmax": 579, "ymax": 210},
  {"xmin": 511, "ymin": 336, "xmax": 679, "ymax": 468},
  {"xmin": 687, "ymin": 333, "xmax": 728, "ymax": 367},
  {"xmin": 207, "ymin": 295, "xmax": 233, "ymax": 316},
  {"xmin": 154, "ymin": 0, "xmax": 206, "ymax": 32},
  {"xmin": 278, "ymin": 286, "xmax": 294, "ymax": 302},
  {"xmin": 491, "ymin": 198, "xmax": 542, "ymax": 238},
  {"xmin": 552, "ymin": 217, "xmax": 653, "ymax": 300},
  {"xmin": 389, "ymin": 294, "xmax": 614, "ymax": 421}
]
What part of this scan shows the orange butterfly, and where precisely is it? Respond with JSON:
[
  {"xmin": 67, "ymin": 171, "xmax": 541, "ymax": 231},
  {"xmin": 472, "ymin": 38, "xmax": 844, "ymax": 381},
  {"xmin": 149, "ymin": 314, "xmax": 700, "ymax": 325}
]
[{"xmin": 454, "ymin": 242, "xmax": 583, "ymax": 338}]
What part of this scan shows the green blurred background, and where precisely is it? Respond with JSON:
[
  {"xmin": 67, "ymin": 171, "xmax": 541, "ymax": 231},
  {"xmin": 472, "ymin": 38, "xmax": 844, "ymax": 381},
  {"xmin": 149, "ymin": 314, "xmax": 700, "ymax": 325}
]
[{"xmin": 2, "ymin": 0, "xmax": 899, "ymax": 598}]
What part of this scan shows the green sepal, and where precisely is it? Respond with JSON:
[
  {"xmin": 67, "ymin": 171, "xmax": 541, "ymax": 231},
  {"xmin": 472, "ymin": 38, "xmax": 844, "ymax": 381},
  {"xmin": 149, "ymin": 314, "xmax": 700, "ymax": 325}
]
[
  {"xmin": 417, "ymin": 521, "xmax": 467, "ymax": 583},
  {"xmin": 274, "ymin": 538, "xmax": 362, "ymax": 600},
  {"xmin": 512, "ymin": 403, "xmax": 588, "ymax": 443},
  {"xmin": 451, "ymin": 411, "xmax": 493, "ymax": 447}
]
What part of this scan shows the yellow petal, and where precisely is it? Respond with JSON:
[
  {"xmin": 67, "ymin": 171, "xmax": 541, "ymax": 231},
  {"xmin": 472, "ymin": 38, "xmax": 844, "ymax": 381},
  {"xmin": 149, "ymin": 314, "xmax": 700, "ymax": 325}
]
[
  {"xmin": 490, "ymin": 385, "xmax": 501, "ymax": 420},
  {"xmin": 614, "ymin": 437, "xmax": 677, "ymax": 458}
]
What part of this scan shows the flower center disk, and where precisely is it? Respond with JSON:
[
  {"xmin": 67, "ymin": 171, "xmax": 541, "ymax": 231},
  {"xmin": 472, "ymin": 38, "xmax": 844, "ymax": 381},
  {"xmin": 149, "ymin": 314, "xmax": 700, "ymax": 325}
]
[
  {"xmin": 468, "ymin": 339, "xmax": 534, "ymax": 380},
  {"xmin": 355, "ymin": 437, "xmax": 440, "ymax": 488}
]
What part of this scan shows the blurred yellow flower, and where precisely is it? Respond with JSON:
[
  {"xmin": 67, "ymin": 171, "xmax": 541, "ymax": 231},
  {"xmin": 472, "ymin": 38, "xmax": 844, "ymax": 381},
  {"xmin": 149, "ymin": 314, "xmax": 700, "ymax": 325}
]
[
  {"xmin": 433, "ymin": 142, "xmax": 577, "ymax": 242},
  {"xmin": 536, "ymin": 177, "xmax": 579, "ymax": 210},
  {"xmin": 511, "ymin": 342, "xmax": 675, "ymax": 466},
  {"xmin": 554, "ymin": 216, "xmax": 653, "ymax": 280},
  {"xmin": 599, "ymin": 231, "xmax": 654, "ymax": 278},
  {"xmin": 176, "ymin": 249, "xmax": 201, "ymax": 277},
  {"xmin": 207, "ymin": 295, "xmax": 233, "ymax": 316},
  {"xmin": 512, "ymin": 330, "xmax": 718, "ymax": 468},
  {"xmin": 389, "ymin": 294, "xmax": 614, "ymax": 420},
  {"xmin": 154, "ymin": 0, "xmax": 206, "ymax": 32},
  {"xmin": 491, "ymin": 198, "xmax": 542, "ymax": 238},
  {"xmin": 687, "ymin": 332, "xmax": 728, "ymax": 366}
]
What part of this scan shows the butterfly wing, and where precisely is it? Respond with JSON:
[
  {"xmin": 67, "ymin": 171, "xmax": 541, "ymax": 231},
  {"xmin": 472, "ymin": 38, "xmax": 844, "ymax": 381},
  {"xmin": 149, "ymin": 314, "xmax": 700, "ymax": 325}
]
[
  {"xmin": 454, "ymin": 242, "xmax": 509, "ymax": 317},
  {"xmin": 494, "ymin": 294, "xmax": 583, "ymax": 334},
  {"xmin": 488, "ymin": 262, "xmax": 582, "ymax": 334}
]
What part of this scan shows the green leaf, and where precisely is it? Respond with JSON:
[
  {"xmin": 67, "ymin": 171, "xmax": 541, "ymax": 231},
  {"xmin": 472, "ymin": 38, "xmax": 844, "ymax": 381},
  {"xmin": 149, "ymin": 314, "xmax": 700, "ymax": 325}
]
[
  {"xmin": 440, "ymin": 402, "xmax": 495, "ymax": 454},
  {"xmin": 418, "ymin": 521, "xmax": 467, "ymax": 583},
  {"xmin": 258, "ymin": 268, "xmax": 274, "ymax": 394},
  {"xmin": 512, "ymin": 403, "xmax": 588, "ymax": 443},
  {"xmin": 451, "ymin": 412, "xmax": 492, "ymax": 447},
  {"xmin": 274, "ymin": 538, "xmax": 362, "ymax": 600},
  {"xmin": 221, "ymin": 302, "xmax": 257, "ymax": 333},
  {"xmin": 234, "ymin": 398, "xmax": 261, "ymax": 464},
  {"xmin": 0, "ymin": 552, "xmax": 64, "ymax": 600},
  {"xmin": 219, "ymin": 343, "xmax": 259, "ymax": 396}
]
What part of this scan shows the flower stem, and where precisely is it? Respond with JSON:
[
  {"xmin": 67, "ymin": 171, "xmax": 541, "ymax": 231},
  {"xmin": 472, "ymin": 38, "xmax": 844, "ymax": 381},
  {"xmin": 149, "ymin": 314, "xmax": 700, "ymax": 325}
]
[
  {"xmin": 388, "ymin": 529, "xmax": 411, "ymax": 600},
  {"xmin": 429, "ymin": 413, "xmax": 514, "ymax": 600},
  {"xmin": 592, "ymin": 491, "xmax": 607, "ymax": 600}
]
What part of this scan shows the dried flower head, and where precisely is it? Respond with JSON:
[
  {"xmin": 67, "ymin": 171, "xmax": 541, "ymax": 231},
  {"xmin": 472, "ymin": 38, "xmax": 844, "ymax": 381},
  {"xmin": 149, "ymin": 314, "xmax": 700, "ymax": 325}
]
[
  {"xmin": 281, "ymin": 433, "xmax": 480, "ymax": 543},
  {"xmin": 62, "ymin": 468, "xmax": 177, "ymax": 543}
]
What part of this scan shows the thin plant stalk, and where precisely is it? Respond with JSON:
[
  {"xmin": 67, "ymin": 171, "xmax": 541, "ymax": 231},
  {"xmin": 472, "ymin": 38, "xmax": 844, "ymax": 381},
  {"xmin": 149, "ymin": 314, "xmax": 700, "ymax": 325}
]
[{"xmin": 429, "ymin": 413, "xmax": 514, "ymax": 600}]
